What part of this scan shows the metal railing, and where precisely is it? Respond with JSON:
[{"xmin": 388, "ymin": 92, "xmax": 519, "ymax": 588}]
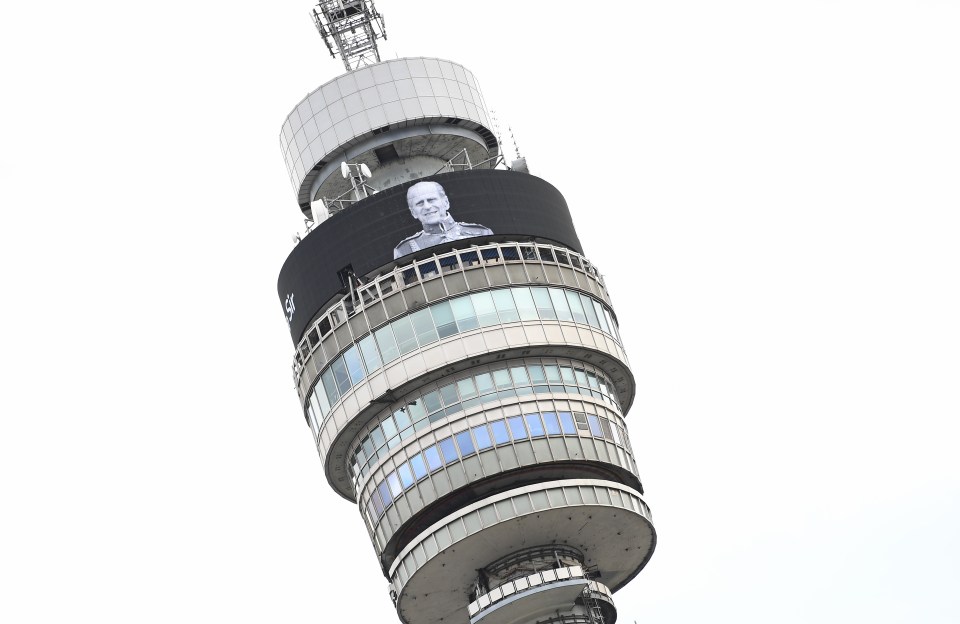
[
  {"xmin": 291, "ymin": 241, "xmax": 610, "ymax": 384},
  {"xmin": 467, "ymin": 565, "xmax": 612, "ymax": 618}
]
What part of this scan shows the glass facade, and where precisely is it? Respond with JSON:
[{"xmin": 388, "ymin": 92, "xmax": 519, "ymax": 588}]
[
  {"xmin": 304, "ymin": 286, "xmax": 622, "ymax": 430},
  {"xmin": 347, "ymin": 359, "xmax": 626, "ymax": 483},
  {"xmin": 362, "ymin": 407, "xmax": 633, "ymax": 528}
]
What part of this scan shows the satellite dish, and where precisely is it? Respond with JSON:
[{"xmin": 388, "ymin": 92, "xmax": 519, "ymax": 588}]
[
  {"xmin": 340, "ymin": 161, "xmax": 350, "ymax": 178},
  {"xmin": 359, "ymin": 163, "xmax": 372, "ymax": 178},
  {"xmin": 291, "ymin": 232, "xmax": 301, "ymax": 244}
]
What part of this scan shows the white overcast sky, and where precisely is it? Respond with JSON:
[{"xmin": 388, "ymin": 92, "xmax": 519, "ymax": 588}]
[{"xmin": 2, "ymin": 1, "xmax": 959, "ymax": 622}]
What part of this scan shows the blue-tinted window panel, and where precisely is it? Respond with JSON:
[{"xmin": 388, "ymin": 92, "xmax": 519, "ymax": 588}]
[
  {"xmin": 343, "ymin": 346, "xmax": 365, "ymax": 385},
  {"xmin": 456, "ymin": 377, "xmax": 478, "ymax": 400},
  {"xmin": 510, "ymin": 366, "xmax": 530, "ymax": 386},
  {"xmin": 560, "ymin": 366, "xmax": 576, "ymax": 384},
  {"xmin": 422, "ymin": 391, "xmax": 442, "ymax": 414},
  {"xmin": 439, "ymin": 383, "xmax": 459, "ymax": 406},
  {"xmin": 451, "ymin": 297, "xmax": 479, "ymax": 331},
  {"xmin": 456, "ymin": 431, "xmax": 475, "ymax": 457},
  {"xmin": 439, "ymin": 254, "xmax": 459, "ymax": 270},
  {"xmin": 371, "ymin": 488, "xmax": 384, "ymax": 516},
  {"xmin": 588, "ymin": 414, "xmax": 603, "ymax": 437},
  {"xmin": 475, "ymin": 373, "xmax": 495, "ymax": 395},
  {"xmin": 549, "ymin": 288, "xmax": 573, "ymax": 321},
  {"xmin": 559, "ymin": 411, "xmax": 576, "ymax": 435},
  {"xmin": 431, "ymin": 301, "xmax": 458, "ymax": 338},
  {"xmin": 410, "ymin": 453, "xmax": 427, "ymax": 479},
  {"xmin": 601, "ymin": 418, "xmax": 614, "ymax": 440},
  {"xmin": 370, "ymin": 427, "xmax": 385, "ymax": 448},
  {"xmin": 471, "ymin": 291, "xmax": 499, "ymax": 327},
  {"xmin": 491, "ymin": 420, "xmax": 510, "ymax": 445},
  {"xmin": 531, "ymin": 287, "xmax": 556, "ymax": 320},
  {"xmin": 387, "ymin": 471, "xmax": 403, "ymax": 497},
  {"xmin": 481, "ymin": 248, "xmax": 500, "ymax": 261},
  {"xmin": 424, "ymin": 445, "xmax": 442, "ymax": 471},
  {"xmin": 501, "ymin": 246, "xmax": 520, "ymax": 261},
  {"xmin": 525, "ymin": 413, "xmax": 545, "ymax": 437},
  {"xmin": 528, "ymin": 365, "xmax": 546, "ymax": 384},
  {"xmin": 473, "ymin": 424, "xmax": 493, "ymax": 450},
  {"xmin": 565, "ymin": 290, "xmax": 588, "ymax": 324},
  {"xmin": 394, "ymin": 409, "xmax": 411, "ymax": 430},
  {"xmin": 493, "ymin": 369, "xmax": 512, "ymax": 390},
  {"xmin": 580, "ymin": 293, "xmax": 600, "ymax": 328},
  {"xmin": 543, "ymin": 412, "xmax": 561, "ymax": 435},
  {"xmin": 410, "ymin": 308, "xmax": 439, "ymax": 346},
  {"xmin": 408, "ymin": 399, "xmax": 427, "ymax": 423},
  {"xmin": 544, "ymin": 365, "xmax": 562, "ymax": 383},
  {"xmin": 381, "ymin": 417, "xmax": 398, "ymax": 439},
  {"xmin": 418, "ymin": 261, "xmax": 438, "ymax": 279},
  {"xmin": 508, "ymin": 416, "xmax": 528, "ymax": 440},
  {"xmin": 513, "ymin": 288, "xmax": 538, "ymax": 321},
  {"xmin": 314, "ymin": 381, "xmax": 331, "ymax": 418},
  {"xmin": 358, "ymin": 334, "xmax": 382, "ymax": 375},
  {"xmin": 574, "ymin": 368, "xmax": 588, "ymax": 386},
  {"xmin": 460, "ymin": 250, "xmax": 480, "ymax": 266},
  {"xmin": 439, "ymin": 437, "xmax": 458, "ymax": 464},
  {"xmin": 586, "ymin": 372, "xmax": 600, "ymax": 390},
  {"xmin": 492, "ymin": 289, "xmax": 520, "ymax": 323},
  {"xmin": 392, "ymin": 316, "xmax": 418, "ymax": 355},
  {"xmin": 593, "ymin": 300, "xmax": 610, "ymax": 333},
  {"xmin": 375, "ymin": 325, "xmax": 400, "ymax": 363},
  {"xmin": 378, "ymin": 481, "xmax": 393, "ymax": 507},
  {"xmin": 398, "ymin": 463, "xmax": 415, "ymax": 489},
  {"xmin": 321, "ymin": 368, "xmax": 340, "ymax": 407}
]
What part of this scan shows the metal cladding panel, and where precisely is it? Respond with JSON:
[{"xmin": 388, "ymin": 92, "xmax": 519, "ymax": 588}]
[{"xmin": 277, "ymin": 169, "xmax": 582, "ymax": 343}]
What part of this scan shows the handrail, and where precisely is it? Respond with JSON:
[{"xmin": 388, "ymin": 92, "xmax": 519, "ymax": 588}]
[
  {"xmin": 290, "ymin": 241, "xmax": 610, "ymax": 384},
  {"xmin": 467, "ymin": 566, "xmax": 612, "ymax": 618}
]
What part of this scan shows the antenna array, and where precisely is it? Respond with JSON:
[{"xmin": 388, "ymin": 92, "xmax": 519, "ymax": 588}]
[{"xmin": 312, "ymin": 0, "xmax": 387, "ymax": 71}]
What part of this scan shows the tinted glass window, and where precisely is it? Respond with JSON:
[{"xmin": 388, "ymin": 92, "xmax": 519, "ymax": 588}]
[
  {"xmin": 491, "ymin": 420, "xmax": 510, "ymax": 444},
  {"xmin": 524, "ymin": 413, "xmax": 545, "ymax": 437},
  {"xmin": 456, "ymin": 431, "xmax": 475, "ymax": 457},
  {"xmin": 508, "ymin": 416, "xmax": 528, "ymax": 440},
  {"xmin": 439, "ymin": 437, "xmax": 458, "ymax": 464},
  {"xmin": 473, "ymin": 424, "xmax": 493, "ymax": 450},
  {"xmin": 424, "ymin": 445, "xmax": 442, "ymax": 471}
]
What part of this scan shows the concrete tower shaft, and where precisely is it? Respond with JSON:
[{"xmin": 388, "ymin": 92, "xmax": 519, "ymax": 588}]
[{"xmin": 276, "ymin": 8, "xmax": 655, "ymax": 624}]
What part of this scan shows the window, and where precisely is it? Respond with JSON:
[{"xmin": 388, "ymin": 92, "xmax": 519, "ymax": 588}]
[
  {"xmin": 410, "ymin": 308, "xmax": 439, "ymax": 346},
  {"xmin": 343, "ymin": 346, "xmax": 365, "ymax": 384},
  {"xmin": 410, "ymin": 453, "xmax": 427, "ymax": 479},
  {"xmin": 524, "ymin": 413, "xmax": 545, "ymax": 437},
  {"xmin": 424, "ymin": 445, "xmax": 442, "ymax": 471},
  {"xmin": 456, "ymin": 431, "xmax": 475, "ymax": 457},
  {"xmin": 398, "ymin": 463, "xmax": 414, "ymax": 488},
  {"xmin": 543, "ymin": 412, "xmax": 561, "ymax": 435},
  {"xmin": 508, "ymin": 416, "xmax": 528, "ymax": 440},
  {"xmin": 473, "ymin": 424, "xmax": 493, "ymax": 450},
  {"xmin": 439, "ymin": 437, "xmax": 458, "ymax": 464},
  {"xmin": 491, "ymin": 420, "xmax": 510, "ymax": 445}
]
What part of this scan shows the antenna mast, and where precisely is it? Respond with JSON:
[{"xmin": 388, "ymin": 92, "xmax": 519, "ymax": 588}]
[{"xmin": 311, "ymin": 0, "xmax": 387, "ymax": 71}]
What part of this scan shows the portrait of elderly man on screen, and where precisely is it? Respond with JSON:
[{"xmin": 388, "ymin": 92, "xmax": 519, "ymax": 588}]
[{"xmin": 393, "ymin": 181, "xmax": 493, "ymax": 259}]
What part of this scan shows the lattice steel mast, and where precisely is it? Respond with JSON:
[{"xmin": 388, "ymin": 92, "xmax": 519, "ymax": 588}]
[{"xmin": 312, "ymin": 0, "xmax": 387, "ymax": 71}]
